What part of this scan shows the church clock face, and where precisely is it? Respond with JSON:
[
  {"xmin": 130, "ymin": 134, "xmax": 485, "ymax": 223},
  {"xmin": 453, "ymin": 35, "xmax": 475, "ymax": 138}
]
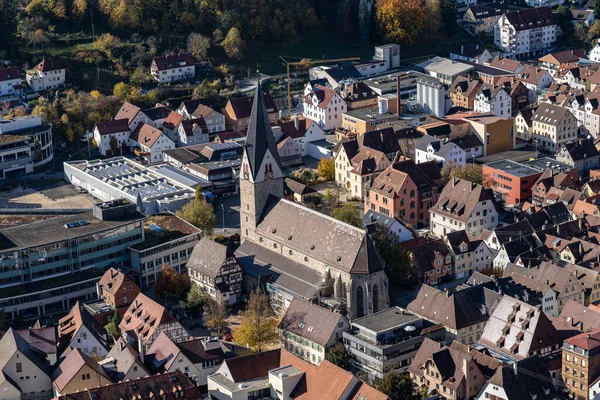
[
  {"xmin": 243, "ymin": 172, "xmax": 249, "ymax": 180},
  {"xmin": 265, "ymin": 171, "xmax": 273, "ymax": 180}
]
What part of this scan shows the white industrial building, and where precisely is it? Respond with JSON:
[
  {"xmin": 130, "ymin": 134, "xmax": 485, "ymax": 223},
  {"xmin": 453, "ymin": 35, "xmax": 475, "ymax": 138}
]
[
  {"xmin": 416, "ymin": 78, "xmax": 446, "ymax": 118},
  {"xmin": 0, "ymin": 116, "xmax": 53, "ymax": 169},
  {"xmin": 64, "ymin": 158, "xmax": 198, "ymax": 214}
]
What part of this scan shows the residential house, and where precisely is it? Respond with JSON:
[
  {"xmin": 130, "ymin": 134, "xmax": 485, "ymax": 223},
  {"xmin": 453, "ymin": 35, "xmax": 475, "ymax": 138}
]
[
  {"xmin": 476, "ymin": 356, "xmax": 559, "ymax": 400},
  {"xmin": 162, "ymin": 111, "xmax": 184, "ymax": 143},
  {"xmin": 448, "ymin": 77, "xmax": 482, "ymax": 110},
  {"xmin": 445, "ymin": 230, "xmax": 492, "ymax": 278},
  {"xmin": 273, "ymin": 128, "xmax": 303, "ymax": 167},
  {"xmin": 408, "ymin": 284, "xmax": 501, "ymax": 345},
  {"xmin": 504, "ymin": 262, "xmax": 585, "ymax": 315},
  {"xmin": 345, "ymin": 308, "xmax": 446, "ymax": 379},
  {"xmin": 0, "ymin": 328, "xmax": 52, "ymax": 400},
  {"xmin": 463, "ymin": 3, "xmax": 507, "ymax": 36},
  {"xmin": 16, "ymin": 322, "xmax": 58, "ymax": 365},
  {"xmin": 539, "ymin": 49, "xmax": 586, "ymax": 76},
  {"xmin": 223, "ymin": 93, "xmax": 278, "ymax": 131},
  {"xmin": 430, "ymin": 177, "xmax": 498, "ymax": 237},
  {"xmin": 129, "ymin": 123, "xmax": 175, "ymax": 163},
  {"xmin": 410, "ymin": 338, "xmax": 502, "ymax": 400},
  {"xmin": 207, "ymin": 349, "xmax": 389, "ymax": 400},
  {"xmin": 517, "ymin": 64, "xmax": 554, "ymax": 92},
  {"xmin": 561, "ymin": 263, "xmax": 600, "ymax": 306},
  {"xmin": 58, "ymin": 302, "xmax": 109, "ymax": 358},
  {"xmin": 415, "ymin": 57, "xmax": 474, "ymax": 86},
  {"xmin": 556, "ymin": 138, "xmax": 600, "ymax": 177},
  {"xmin": 114, "ymin": 103, "xmax": 172, "ymax": 131},
  {"xmin": 119, "ymin": 293, "xmax": 188, "ymax": 351},
  {"xmin": 302, "ymin": 85, "xmax": 346, "ymax": 131},
  {"xmin": 185, "ymin": 104, "xmax": 226, "ymax": 133},
  {"xmin": 450, "ymin": 44, "xmax": 493, "ymax": 64},
  {"xmin": 415, "ymin": 135, "xmax": 466, "ymax": 168},
  {"xmin": 492, "ymin": 235, "xmax": 550, "ymax": 269},
  {"xmin": 186, "ymin": 237, "xmax": 243, "ymax": 306},
  {"xmin": 26, "ymin": 58, "xmax": 65, "ymax": 91},
  {"xmin": 568, "ymin": 94, "xmax": 600, "ymax": 139},
  {"xmin": 483, "ymin": 219, "xmax": 536, "ymax": 251},
  {"xmin": 93, "ymin": 119, "xmax": 131, "ymax": 157},
  {"xmin": 488, "ymin": 57, "xmax": 523, "ymax": 74},
  {"xmin": 176, "ymin": 98, "xmax": 212, "ymax": 118},
  {"xmin": 274, "ymin": 115, "xmax": 329, "ymax": 158},
  {"xmin": 531, "ymin": 168, "xmax": 580, "ymax": 205},
  {"xmin": 340, "ymin": 82, "xmax": 378, "ymax": 110},
  {"xmin": 284, "ymin": 177, "xmax": 318, "ymax": 204},
  {"xmin": 494, "ymin": 7, "xmax": 558, "ymax": 57},
  {"xmin": 339, "ymin": 108, "xmax": 398, "ymax": 136},
  {"xmin": 362, "ymin": 209, "xmax": 414, "ymax": 242},
  {"xmin": 591, "ymin": 43, "xmax": 600, "ymax": 62},
  {"xmin": 556, "ymin": 65, "xmax": 596, "ymax": 91},
  {"xmin": 478, "ymin": 295, "xmax": 561, "ymax": 361},
  {"xmin": 279, "ymin": 298, "xmax": 349, "ymax": 365},
  {"xmin": 563, "ymin": 327, "xmax": 600, "ymax": 400},
  {"xmin": 473, "ymin": 84, "xmax": 512, "ymax": 117},
  {"xmin": 366, "ymin": 159, "xmax": 442, "ymax": 229},
  {"xmin": 394, "ymin": 125, "xmax": 424, "ymax": 159},
  {"xmin": 514, "ymin": 107, "xmax": 535, "ymax": 141},
  {"xmin": 532, "ymin": 103, "xmax": 578, "ymax": 151},
  {"xmin": 0, "ymin": 66, "xmax": 22, "ymax": 99},
  {"xmin": 151, "ymin": 54, "xmax": 195, "ymax": 83},
  {"xmin": 146, "ymin": 332, "xmax": 229, "ymax": 386},
  {"xmin": 408, "ymin": 240, "xmax": 454, "ymax": 285},
  {"xmin": 57, "ymin": 371, "xmax": 201, "ymax": 400},
  {"xmin": 178, "ymin": 118, "xmax": 209, "ymax": 146},
  {"xmin": 553, "ymin": 300, "xmax": 600, "ymax": 334},
  {"xmin": 97, "ymin": 267, "xmax": 140, "ymax": 309},
  {"xmin": 101, "ymin": 337, "xmax": 149, "ymax": 382},
  {"xmin": 52, "ymin": 348, "xmax": 112, "ymax": 396}
]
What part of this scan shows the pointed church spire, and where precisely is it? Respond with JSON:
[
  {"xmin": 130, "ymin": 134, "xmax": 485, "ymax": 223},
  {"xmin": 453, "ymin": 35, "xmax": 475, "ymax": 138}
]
[{"xmin": 244, "ymin": 75, "xmax": 282, "ymax": 179}]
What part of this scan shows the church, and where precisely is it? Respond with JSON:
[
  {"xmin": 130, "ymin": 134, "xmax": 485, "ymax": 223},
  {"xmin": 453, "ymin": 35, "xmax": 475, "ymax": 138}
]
[{"xmin": 234, "ymin": 83, "xmax": 390, "ymax": 320}]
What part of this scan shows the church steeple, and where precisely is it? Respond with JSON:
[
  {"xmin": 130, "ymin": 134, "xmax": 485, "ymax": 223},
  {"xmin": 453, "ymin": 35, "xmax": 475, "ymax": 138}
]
[
  {"xmin": 244, "ymin": 81, "xmax": 283, "ymax": 180},
  {"xmin": 239, "ymin": 80, "xmax": 284, "ymax": 241}
]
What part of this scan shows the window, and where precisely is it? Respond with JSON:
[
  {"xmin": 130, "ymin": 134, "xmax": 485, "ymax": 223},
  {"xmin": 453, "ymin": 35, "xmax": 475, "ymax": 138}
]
[{"xmin": 16, "ymin": 363, "xmax": 22, "ymax": 373}]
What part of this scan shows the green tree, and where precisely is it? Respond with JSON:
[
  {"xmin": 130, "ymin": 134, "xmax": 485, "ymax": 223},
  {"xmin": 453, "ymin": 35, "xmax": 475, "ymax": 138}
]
[
  {"xmin": 441, "ymin": 163, "xmax": 484, "ymax": 185},
  {"xmin": 187, "ymin": 32, "xmax": 211, "ymax": 61},
  {"xmin": 205, "ymin": 298, "xmax": 229, "ymax": 338},
  {"xmin": 176, "ymin": 188, "xmax": 216, "ymax": 235},
  {"xmin": 130, "ymin": 66, "xmax": 150, "ymax": 86},
  {"xmin": 371, "ymin": 224, "xmax": 414, "ymax": 287},
  {"xmin": 332, "ymin": 204, "xmax": 362, "ymax": 227},
  {"xmin": 105, "ymin": 309, "xmax": 122, "ymax": 338},
  {"xmin": 441, "ymin": 0, "xmax": 456, "ymax": 35},
  {"xmin": 0, "ymin": 0, "xmax": 18, "ymax": 55},
  {"xmin": 375, "ymin": 371, "xmax": 421, "ymax": 400},
  {"xmin": 326, "ymin": 343, "xmax": 352, "ymax": 370},
  {"xmin": 234, "ymin": 290, "xmax": 278, "ymax": 352},
  {"xmin": 113, "ymin": 82, "xmax": 131, "ymax": 100},
  {"xmin": 317, "ymin": 157, "xmax": 335, "ymax": 180},
  {"xmin": 221, "ymin": 27, "xmax": 245, "ymax": 60},
  {"xmin": 180, "ymin": 284, "xmax": 205, "ymax": 316}
]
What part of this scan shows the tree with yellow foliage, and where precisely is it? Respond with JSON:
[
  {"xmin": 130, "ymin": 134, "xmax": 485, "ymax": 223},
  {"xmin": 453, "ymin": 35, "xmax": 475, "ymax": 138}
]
[
  {"xmin": 375, "ymin": 0, "xmax": 428, "ymax": 45},
  {"xmin": 234, "ymin": 290, "xmax": 278, "ymax": 352},
  {"xmin": 317, "ymin": 157, "xmax": 335, "ymax": 181}
]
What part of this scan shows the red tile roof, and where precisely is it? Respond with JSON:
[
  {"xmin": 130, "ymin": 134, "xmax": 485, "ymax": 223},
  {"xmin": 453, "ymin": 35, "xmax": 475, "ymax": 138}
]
[
  {"xmin": 34, "ymin": 58, "xmax": 65, "ymax": 72},
  {"xmin": 129, "ymin": 123, "xmax": 165, "ymax": 148},
  {"xmin": 153, "ymin": 54, "xmax": 195, "ymax": 71},
  {"xmin": 565, "ymin": 327, "xmax": 600, "ymax": 350},
  {"xmin": 94, "ymin": 119, "xmax": 130, "ymax": 135}
]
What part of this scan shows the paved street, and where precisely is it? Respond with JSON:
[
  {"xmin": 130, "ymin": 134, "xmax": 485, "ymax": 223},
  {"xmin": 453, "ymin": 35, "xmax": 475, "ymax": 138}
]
[{"xmin": 213, "ymin": 195, "xmax": 241, "ymax": 235}]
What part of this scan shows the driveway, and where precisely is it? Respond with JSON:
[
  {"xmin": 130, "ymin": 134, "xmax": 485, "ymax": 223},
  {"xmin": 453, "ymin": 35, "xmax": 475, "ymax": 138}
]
[{"xmin": 213, "ymin": 195, "xmax": 240, "ymax": 235}]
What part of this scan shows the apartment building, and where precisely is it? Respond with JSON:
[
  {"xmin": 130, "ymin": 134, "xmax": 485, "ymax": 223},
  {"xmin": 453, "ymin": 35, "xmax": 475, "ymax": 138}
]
[
  {"xmin": 0, "ymin": 66, "xmax": 22, "ymax": 99},
  {"xmin": 494, "ymin": 7, "xmax": 558, "ymax": 57},
  {"xmin": 532, "ymin": 103, "xmax": 578, "ymax": 151},
  {"xmin": 344, "ymin": 308, "xmax": 446, "ymax": 379},
  {"xmin": 430, "ymin": 177, "xmax": 498, "ymax": 237},
  {"xmin": 58, "ymin": 302, "xmax": 109, "ymax": 357},
  {"xmin": 482, "ymin": 160, "xmax": 543, "ymax": 205},
  {"xmin": 448, "ymin": 77, "xmax": 482, "ymax": 110},
  {"xmin": 366, "ymin": 159, "xmax": 442, "ymax": 229},
  {"xmin": 445, "ymin": 230, "xmax": 492, "ymax": 278},
  {"xmin": 151, "ymin": 54, "xmax": 195, "ymax": 83},
  {"xmin": 303, "ymin": 85, "xmax": 347, "ymax": 130},
  {"xmin": 129, "ymin": 123, "xmax": 176, "ymax": 164},
  {"xmin": 409, "ymin": 240, "xmax": 454, "ymax": 285},
  {"xmin": 463, "ymin": 3, "xmax": 506, "ymax": 35},
  {"xmin": 0, "ymin": 200, "xmax": 144, "ymax": 323},
  {"xmin": 26, "ymin": 58, "xmax": 66, "ymax": 91},
  {"xmin": 0, "ymin": 116, "xmax": 54, "ymax": 169},
  {"xmin": 473, "ymin": 84, "xmax": 512, "ymax": 117}
]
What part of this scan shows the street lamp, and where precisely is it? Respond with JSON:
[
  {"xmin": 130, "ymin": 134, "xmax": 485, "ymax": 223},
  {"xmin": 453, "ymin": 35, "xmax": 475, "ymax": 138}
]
[{"xmin": 221, "ymin": 203, "xmax": 226, "ymax": 232}]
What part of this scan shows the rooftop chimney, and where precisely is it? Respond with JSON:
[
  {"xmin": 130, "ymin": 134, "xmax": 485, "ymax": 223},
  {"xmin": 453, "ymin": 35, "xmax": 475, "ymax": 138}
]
[{"xmin": 138, "ymin": 337, "xmax": 145, "ymax": 364}]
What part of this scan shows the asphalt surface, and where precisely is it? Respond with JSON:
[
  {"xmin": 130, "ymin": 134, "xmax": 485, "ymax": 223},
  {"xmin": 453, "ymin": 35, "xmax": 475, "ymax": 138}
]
[{"xmin": 213, "ymin": 195, "xmax": 241, "ymax": 235}]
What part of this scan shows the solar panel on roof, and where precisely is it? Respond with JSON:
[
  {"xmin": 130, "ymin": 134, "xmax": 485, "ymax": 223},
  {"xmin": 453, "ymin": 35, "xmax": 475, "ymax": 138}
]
[{"xmin": 149, "ymin": 223, "xmax": 163, "ymax": 233}]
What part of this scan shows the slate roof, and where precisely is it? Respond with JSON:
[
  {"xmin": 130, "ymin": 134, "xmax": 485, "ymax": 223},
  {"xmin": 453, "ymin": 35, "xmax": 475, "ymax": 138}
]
[
  {"xmin": 285, "ymin": 178, "xmax": 317, "ymax": 196},
  {"xmin": 407, "ymin": 284, "xmax": 500, "ymax": 330},
  {"xmin": 222, "ymin": 349, "xmax": 282, "ymax": 382},
  {"xmin": 94, "ymin": 119, "xmax": 130, "ymax": 135},
  {"xmin": 448, "ymin": 76, "xmax": 482, "ymax": 98},
  {"xmin": 152, "ymin": 54, "xmax": 195, "ymax": 71},
  {"xmin": 187, "ymin": 237, "xmax": 232, "ymax": 280},
  {"xmin": 244, "ymin": 83, "xmax": 282, "ymax": 179},
  {"xmin": 143, "ymin": 106, "xmax": 171, "ymax": 121},
  {"xmin": 256, "ymin": 199, "xmax": 384, "ymax": 275},
  {"xmin": 504, "ymin": 7, "xmax": 557, "ymax": 31},
  {"xmin": 525, "ymin": 203, "xmax": 571, "ymax": 230},
  {"xmin": 178, "ymin": 98, "xmax": 213, "ymax": 115},
  {"xmin": 0, "ymin": 67, "xmax": 20, "ymax": 82},
  {"xmin": 487, "ymin": 355, "xmax": 558, "ymax": 399},
  {"xmin": 228, "ymin": 93, "xmax": 277, "ymax": 119},
  {"xmin": 532, "ymin": 103, "xmax": 573, "ymax": 125},
  {"xmin": 433, "ymin": 178, "xmax": 493, "ymax": 223},
  {"xmin": 279, "ymin": 298, "xmax": 344, "ymax": 347},
  {"xmin": 410, "ymin": 240, "xmax": 451, "ymax": 274}
]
